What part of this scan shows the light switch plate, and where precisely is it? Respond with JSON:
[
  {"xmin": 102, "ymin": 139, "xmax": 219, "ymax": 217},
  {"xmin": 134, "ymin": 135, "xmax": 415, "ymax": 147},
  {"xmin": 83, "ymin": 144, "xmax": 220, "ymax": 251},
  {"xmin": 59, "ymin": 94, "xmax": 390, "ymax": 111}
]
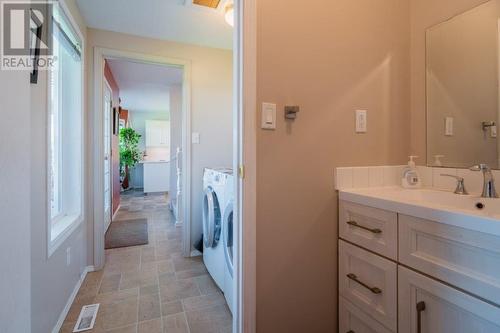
[
  {"xmin": 261, "ymin": 103, "xmax": 276, "ymax": 130},
  {"xmin": 192, "ymin": 132, "xmax": 200, "ymax": 144},
  {"xmin": 355, "ymin": 110, "xmax": 367, "ymax": 133}
]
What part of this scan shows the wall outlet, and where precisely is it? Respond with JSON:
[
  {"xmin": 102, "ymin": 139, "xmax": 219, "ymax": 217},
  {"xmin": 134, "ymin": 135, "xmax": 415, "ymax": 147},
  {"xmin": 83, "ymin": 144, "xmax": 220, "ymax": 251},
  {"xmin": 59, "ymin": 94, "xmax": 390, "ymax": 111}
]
[
  {"xmin": 66, "ymin": 247, "xmax": 71, "ymax": 266},
  {"xmin": 192, "ymin": 132, "xmax": 200, "ymax": 144}
]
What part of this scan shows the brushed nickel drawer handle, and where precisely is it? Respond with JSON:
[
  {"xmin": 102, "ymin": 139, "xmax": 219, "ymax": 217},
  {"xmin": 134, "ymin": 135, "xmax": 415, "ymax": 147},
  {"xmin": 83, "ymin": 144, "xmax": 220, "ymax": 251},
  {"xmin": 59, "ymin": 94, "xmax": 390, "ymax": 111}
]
[
  {"xmin": 416, "ymin": 301, "xmax": 426, "ymax": 333},
  {"xmin": 346, "ymin": 220, "xmax": 382, "ymax": 234},
  {"xmin": 347, "ymin": 273, "xmax": 382, "ymax": 294}
]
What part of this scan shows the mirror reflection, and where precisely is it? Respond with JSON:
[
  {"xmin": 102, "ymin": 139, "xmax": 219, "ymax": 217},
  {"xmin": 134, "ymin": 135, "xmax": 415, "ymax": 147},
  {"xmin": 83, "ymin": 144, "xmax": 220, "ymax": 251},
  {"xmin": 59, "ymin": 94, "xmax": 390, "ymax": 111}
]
[{"xmin": 426, "ymin": 0, "xmax": 500, "ymax": 169}]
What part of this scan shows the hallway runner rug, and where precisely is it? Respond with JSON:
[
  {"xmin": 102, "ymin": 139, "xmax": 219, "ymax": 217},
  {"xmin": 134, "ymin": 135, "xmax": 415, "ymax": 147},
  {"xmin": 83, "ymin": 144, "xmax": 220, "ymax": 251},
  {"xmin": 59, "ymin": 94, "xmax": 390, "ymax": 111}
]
[{"xmin": 105, "ymin": 218, "xmax": 149, "ymax": 249}]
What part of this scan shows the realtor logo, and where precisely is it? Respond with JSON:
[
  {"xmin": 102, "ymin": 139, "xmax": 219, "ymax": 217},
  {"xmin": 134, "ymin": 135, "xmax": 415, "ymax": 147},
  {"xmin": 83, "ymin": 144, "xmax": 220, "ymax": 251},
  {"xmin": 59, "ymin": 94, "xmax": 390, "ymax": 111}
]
[{"xmin": 1, "ymin": 1, "xmax": 55, "ymax": 70}]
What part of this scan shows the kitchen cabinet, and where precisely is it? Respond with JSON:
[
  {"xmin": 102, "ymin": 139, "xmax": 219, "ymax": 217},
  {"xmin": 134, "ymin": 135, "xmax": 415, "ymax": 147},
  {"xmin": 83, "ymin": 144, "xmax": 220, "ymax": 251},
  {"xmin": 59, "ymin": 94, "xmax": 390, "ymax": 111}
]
[{"xmin": 146, "ymin": 120, "xmax": 170, "ymax": 147}]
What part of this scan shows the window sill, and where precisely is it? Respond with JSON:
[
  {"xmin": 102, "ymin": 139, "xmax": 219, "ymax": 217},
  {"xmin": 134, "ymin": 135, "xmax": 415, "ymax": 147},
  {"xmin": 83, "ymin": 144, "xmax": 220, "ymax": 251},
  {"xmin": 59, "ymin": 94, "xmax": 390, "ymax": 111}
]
[{"xmin": 48, "ymin": 213, "xmax": 83, "ymax": 257}]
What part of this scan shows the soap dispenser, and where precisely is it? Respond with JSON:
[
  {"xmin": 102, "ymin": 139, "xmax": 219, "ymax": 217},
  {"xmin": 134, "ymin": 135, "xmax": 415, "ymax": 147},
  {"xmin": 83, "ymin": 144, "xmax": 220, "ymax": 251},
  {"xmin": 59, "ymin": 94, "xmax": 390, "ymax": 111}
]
[{"xmin": 402, "ymin": 156, "xmax": 421, "ymax": 189}]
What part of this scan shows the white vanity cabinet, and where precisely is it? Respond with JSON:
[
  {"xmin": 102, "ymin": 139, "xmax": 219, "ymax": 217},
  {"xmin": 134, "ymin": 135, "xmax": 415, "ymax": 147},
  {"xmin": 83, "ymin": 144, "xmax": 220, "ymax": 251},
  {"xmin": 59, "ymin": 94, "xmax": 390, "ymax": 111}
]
[{"xmin": 338, "ymin": 199, "xmax": 500, "ymax": 333}]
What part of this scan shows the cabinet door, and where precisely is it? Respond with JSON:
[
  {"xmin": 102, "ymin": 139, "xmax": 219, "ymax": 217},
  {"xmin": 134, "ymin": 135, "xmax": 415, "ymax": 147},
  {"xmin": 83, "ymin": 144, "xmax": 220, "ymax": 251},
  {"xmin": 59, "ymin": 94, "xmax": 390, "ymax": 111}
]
[
  {"xmin": 399, "ymin": 214, "xmax": 500, "ymax": 305},
  {"xmin": 146, "ymin": 120, "xmax": 170, "ymax": 147},
  {"xmin": 339, "ymin": 240, "xmax": 397, "ymax": 332},
  {"xmin": 339, "ymin": 297, "xmax": 393, "ymax": 333},
  {"xmin": 398, "ymin": 266, "xmax": 500, "ymax": 333}
]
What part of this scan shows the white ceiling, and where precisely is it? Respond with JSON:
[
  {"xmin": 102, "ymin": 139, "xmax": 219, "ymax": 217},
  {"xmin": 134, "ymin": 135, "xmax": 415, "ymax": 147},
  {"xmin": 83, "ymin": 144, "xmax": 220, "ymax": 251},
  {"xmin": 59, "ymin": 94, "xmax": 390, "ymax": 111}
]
[
  {"xmin": 107, "ymin": 59, "xmax": 183, "ymax": 113},
  {"xmin": 76, "ymin": 0, "xmax": 233, "ymax": 49}
]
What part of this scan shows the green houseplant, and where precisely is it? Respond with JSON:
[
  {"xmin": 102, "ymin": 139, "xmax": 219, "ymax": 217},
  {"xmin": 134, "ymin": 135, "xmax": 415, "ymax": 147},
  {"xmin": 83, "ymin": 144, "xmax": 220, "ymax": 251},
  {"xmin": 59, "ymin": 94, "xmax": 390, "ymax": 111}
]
[{"xmin": 119, "ymin": 127, "xmax": 142, "ymax": 190}]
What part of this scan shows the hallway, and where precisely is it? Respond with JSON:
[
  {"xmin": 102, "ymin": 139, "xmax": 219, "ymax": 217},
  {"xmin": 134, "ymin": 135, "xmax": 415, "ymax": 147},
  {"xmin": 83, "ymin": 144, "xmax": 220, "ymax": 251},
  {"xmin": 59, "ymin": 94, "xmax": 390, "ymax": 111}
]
[{"xmin": 60, "ymin": 191, "xmax": 232, "ymax": 333}]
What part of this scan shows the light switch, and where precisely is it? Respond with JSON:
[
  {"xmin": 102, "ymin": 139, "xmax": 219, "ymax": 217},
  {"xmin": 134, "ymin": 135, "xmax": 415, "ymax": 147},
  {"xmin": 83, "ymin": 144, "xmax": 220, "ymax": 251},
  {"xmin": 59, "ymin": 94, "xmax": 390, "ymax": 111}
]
[
  {"xmin": 445, "ymin": 117, "xmax": 454, "ymax": 136},
  {"xmin": 492, "ymin": 125, "xmax": 498, "ymax": 138},
  {"xmin": 355, "ymin": 110, "xmax": 367, "ymax": 133},
  {"xmin": 192, "ymin": 132, "xmax": 200, "ymax": 144},
  {"xmin": 261, "ymin": 103, "xmax": 276, "ymax": 130}
]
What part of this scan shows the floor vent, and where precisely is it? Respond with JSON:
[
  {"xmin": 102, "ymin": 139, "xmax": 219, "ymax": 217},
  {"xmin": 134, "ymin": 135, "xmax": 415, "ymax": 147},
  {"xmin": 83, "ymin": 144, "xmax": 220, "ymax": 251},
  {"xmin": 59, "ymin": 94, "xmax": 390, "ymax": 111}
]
[{"xmin": 73, "ymin": 304, "xmax": 100, "ymax": 332}]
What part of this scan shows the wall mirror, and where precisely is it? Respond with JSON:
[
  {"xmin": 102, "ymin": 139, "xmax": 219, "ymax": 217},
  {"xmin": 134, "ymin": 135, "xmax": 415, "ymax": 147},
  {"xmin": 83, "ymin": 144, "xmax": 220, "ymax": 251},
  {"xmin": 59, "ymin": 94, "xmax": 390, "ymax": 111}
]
[{"xmin": 426, "ymin": 0, "xmax": 500, "ymax": 169}]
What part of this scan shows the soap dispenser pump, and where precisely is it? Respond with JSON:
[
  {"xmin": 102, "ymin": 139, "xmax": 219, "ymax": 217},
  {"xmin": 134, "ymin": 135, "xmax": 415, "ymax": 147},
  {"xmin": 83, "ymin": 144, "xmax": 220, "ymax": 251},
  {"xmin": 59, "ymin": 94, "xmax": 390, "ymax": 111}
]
[{"xmin": 402, "ymin": 156, "xmax": 421, "ymax": 189}]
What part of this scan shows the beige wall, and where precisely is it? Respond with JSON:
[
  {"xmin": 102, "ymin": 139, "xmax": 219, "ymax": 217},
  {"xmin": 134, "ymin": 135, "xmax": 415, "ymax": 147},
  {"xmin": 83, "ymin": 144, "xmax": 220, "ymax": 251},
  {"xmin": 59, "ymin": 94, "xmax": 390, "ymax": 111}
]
[
  {"xmin": 30, "ymin": 1, "xmax": 90, "ymax": 332},
  {"xmin": 86, "ymin": 29, "xmax": 233, "ymax": 257},
  {"xmin": 410, "ymin": 0, "xmax": 491, "ymax": 162},
  {"xmin": 256, "ymin": 1, "xmax": 411, "ymax": 332}
]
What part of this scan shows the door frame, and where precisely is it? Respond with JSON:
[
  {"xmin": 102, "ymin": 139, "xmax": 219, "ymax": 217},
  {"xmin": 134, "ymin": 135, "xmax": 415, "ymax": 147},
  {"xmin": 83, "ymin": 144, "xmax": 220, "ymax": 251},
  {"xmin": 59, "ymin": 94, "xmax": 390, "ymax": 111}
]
[
  {"xmin": 234, "ymin": 0, "xmax": 257, "ymax": 332},
  {"xmin": 92, "ymin": 49, "xmax": 193, "ymax": 268},
  {"xmin": 103, "ymin": 78, "xmax": 113, "ymax": 232},
  {"xmin": 91, "ymin": 0, "xmax": 257, "ymax": 331}
]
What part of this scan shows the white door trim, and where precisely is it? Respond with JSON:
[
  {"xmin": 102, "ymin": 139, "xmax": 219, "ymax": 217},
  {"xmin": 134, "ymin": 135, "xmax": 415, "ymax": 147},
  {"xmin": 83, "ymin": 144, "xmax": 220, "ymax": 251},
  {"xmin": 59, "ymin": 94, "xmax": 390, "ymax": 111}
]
[
  {"xmin": 92, "ymin": 48, "xmax": 192, "ymax": 270},
  {"xmin": 235, "ymin": 0, "xmax": 257, "ymax": 332},
  {"xmin": 103, "ymin": 78, "xmax": 112, "ymax": 232}
]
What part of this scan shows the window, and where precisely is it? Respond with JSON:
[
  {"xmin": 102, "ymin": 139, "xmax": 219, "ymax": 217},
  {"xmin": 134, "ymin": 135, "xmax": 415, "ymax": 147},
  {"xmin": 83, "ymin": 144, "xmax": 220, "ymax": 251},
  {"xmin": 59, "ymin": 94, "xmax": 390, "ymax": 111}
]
[{"xmin": 48, "ymin": 4, "xmax": 83, "ymax": 254}]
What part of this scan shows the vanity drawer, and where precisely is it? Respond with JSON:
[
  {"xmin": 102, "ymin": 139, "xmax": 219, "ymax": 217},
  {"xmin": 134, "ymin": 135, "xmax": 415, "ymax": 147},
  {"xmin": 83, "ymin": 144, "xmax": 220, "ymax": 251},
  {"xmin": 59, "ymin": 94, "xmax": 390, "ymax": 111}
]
[
  {"xmin": 339, "ymin": 240, "xmax": 397, "ymax": 332},
  {"xmin": 339, "ymin": 297, "xmax": 393, "ymax": 333},
  {"xmin": 399, "ymin": 214, "xmax": 500, "ymax": 305},
  {"xmin": 339, "ymin": 201, "xmax": 398, "ymax": 260}
]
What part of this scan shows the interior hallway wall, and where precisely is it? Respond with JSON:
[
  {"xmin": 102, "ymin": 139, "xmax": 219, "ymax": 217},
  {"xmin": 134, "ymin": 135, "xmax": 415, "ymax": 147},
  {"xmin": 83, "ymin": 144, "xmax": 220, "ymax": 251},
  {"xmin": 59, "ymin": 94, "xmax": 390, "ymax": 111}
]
[
  {"xmin": 169, "ymin": 85, "xmax": 183, "ymax": 209},
  {"xmin": 30, "ymin": 1, "xmax": 90, "ymax": 332},
  {"xmin": 410, "ymin": 0, "xmax": 491, "ymax": 162},
  {"xmin": 104, "ymin": 61, "xmax": 121, "ymax": 216},
  {"xmin": 0, "ymin": 49, "xmax": 31, "ymax": 333},
  {"xmin": 256, "ymin": 0, "xmax": 411, "ymax": 331},
  {"xmin": 86, "ymin": 29, "xmax": 233, "ymax": 257}
]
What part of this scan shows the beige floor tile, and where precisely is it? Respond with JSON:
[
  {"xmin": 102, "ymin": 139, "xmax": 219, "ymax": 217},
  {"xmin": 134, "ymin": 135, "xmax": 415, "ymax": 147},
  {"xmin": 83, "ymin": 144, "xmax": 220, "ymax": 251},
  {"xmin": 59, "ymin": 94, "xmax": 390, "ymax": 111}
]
[
  {"xmin": 195, "ymin": 275, "xmax": 221, "ymax": 296},
  {"xmin": 140, "ymin": 284, "xmax": 159, "ymax": 296},
  {"xmin": 105, "ymin": 324, "xmax": 137, "ymax": 333},
  {"xmin": 138, "ymin": 318, "xmax": 162, "ymax": 333},
  {"xmin": 159, "ymin": 278, "xmax": 200, "ymax": 303},
  {"xmin": 161, "ymin": 301, "xmax": 183, "ymax": 317},
  {"xmin": 172, "ymin": 257, "xmax": 204, "ymax": 272},
  {"xmin": 162, "ymin": 313, "xmax": 189, "ymax": 333},
  {"xmin": 182, "ymin": 293, "xmax": 227, "ymax": 312},
  {"xmin": 95, "ymin": 288, "xmax": 138, "ymax": 306},
  {"xmin": 138, "ymin": 293, "xmax": 161, "ymax": 322},
  {"xmin": 100, "ymin": 298, "xmax": 138, "ymax": 330},
  {"xmin": 185, "ymin": 304, "xmax": 232, "ymax": 333},
  {"xmin": 99, "ymin": 274, "xmax": 121, "ymax": 294},
  {"xmin": 157, "ymin": 260, "xmax": 174, "ymax": 274}
]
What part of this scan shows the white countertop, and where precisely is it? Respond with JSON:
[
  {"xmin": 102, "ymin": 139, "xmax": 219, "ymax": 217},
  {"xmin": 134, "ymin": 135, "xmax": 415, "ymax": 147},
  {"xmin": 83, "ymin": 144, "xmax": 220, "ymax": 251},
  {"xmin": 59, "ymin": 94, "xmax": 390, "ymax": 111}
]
[{"xmin": 339, "ymin": 186, "xmax": 500, "ymax": 236}]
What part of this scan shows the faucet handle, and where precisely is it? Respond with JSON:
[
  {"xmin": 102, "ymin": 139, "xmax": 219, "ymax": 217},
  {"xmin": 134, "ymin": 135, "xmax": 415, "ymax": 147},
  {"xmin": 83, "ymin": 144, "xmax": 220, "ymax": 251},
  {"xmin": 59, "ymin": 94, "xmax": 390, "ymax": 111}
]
[
  {"xmin": 470, "ymin": 164, "xmax": 491, "ymax": 172},
  {"xmin": 440, "ymin": 174, "xmax": 469, "ymax": 195}
]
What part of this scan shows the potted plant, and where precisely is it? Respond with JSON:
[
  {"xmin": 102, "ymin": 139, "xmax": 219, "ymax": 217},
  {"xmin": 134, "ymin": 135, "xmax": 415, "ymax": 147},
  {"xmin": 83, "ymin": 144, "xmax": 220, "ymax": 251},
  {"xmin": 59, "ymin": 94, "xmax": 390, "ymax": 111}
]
[{"xmin": 119, "ymin": 127, "xmax": 142, "ymax": 190}]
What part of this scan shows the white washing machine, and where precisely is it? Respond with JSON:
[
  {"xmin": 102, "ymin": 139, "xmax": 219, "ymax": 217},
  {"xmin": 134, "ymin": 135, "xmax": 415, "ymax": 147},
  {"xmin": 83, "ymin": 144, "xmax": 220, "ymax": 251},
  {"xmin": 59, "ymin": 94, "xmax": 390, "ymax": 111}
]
[
  {"xmin": 222, "ymin": 173, "xmax": 235, "ymax": 314},
  {"xmin": 202, "ymin": 168, "xmax": 232, "ymax": 290}
]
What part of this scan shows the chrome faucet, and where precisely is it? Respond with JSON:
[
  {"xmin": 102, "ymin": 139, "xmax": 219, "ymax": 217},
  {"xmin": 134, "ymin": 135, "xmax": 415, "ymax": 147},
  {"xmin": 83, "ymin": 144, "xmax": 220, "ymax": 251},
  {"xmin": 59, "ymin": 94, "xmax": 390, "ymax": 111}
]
[{"xmin": 470, "ymin": 164, "xmax": 498, "ymax": 198}]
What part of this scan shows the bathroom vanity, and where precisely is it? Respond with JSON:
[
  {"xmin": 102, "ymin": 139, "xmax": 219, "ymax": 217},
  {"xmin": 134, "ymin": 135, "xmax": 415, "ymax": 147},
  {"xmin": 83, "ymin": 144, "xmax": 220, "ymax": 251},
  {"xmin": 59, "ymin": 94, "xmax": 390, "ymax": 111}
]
[{"xmin": 338, "ymin": 187, "xmax": 500, "ymax": 333}]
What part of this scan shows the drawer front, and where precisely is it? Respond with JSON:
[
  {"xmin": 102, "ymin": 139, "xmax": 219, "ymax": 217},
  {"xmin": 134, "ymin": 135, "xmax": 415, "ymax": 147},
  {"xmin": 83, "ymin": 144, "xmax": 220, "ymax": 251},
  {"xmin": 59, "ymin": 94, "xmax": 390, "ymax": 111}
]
[
  {"xmin": 339, "ymin": 240, "xmax": 397, "ymax": 332},
  {"xmin": 339, "ymin": 297, "xmax": 393, "ymax": 333},
  {"xmin": 398, "ymin": 266, "xmax": 500, "ymax": 333},
  {"xmin": 399, "ymin": 214, "xmax": 500, "ymax": 305},
  {"xmin": 339, "ymin": 201, "xmax": 397, "ymax": 260}
]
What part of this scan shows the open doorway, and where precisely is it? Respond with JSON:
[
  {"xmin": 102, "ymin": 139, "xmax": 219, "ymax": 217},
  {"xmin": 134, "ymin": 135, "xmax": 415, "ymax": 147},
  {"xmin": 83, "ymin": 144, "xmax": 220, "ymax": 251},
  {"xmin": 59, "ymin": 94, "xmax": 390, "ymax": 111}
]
[{"xmin": 91, "ymin": 43, "xmax": 235, "ymax": 329}]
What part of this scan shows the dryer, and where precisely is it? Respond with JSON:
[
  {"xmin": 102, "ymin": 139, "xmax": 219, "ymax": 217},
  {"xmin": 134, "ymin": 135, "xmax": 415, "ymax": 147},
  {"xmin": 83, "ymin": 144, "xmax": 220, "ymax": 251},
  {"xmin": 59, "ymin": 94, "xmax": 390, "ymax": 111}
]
[
  {"xmin": 223, "ymin": 196, "xmax": 234, "ymax": 314},
  {"xmin": 202, "ymin": 168, "xmax": 232, "ymax": 290}
]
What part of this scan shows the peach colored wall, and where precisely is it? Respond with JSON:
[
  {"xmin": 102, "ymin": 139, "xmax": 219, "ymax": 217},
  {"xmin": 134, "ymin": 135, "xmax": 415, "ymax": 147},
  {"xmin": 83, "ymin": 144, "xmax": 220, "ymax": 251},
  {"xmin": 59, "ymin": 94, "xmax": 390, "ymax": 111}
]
[
  {"xmin": 410, "ymin": 0, "xmax": 491, "ymax": 162},
  {"xmin": 104, "ymin": 61, "xmax": 121, "ymax": 216},
  {"xmin": 256, "ymin": 1, "xmax": 411, "ymax": 332}
]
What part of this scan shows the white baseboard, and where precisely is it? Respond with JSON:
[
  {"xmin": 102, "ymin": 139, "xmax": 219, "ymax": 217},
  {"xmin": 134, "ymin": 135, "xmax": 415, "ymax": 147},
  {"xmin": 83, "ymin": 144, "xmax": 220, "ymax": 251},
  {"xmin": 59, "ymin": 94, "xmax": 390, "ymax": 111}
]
[
  {"xmin": 175, "ymin": 220, "xmax": 183, "ymax": 228},
  {"xmin": 52, "ymin": 265, "xmax": 95, "ymax": 333},
  {"xmin": 112, "ymin": 205, "xmax": 121, "ymax": 221}
]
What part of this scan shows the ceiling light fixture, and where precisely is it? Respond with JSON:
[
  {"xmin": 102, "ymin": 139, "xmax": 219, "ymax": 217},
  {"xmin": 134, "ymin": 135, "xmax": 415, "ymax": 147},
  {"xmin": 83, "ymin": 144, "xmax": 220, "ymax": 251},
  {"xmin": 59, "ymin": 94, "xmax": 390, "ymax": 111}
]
[{"xmin": 224, "ymin": 2, "xmax": 234, "ymax": 27}]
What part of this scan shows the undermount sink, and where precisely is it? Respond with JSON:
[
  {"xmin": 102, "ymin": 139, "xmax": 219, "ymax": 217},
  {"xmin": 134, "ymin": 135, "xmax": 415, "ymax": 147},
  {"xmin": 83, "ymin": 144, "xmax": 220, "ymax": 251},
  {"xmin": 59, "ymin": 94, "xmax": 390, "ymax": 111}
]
[{"xmin": 339, "ymin": 187, "xmax": 500, "ymax": 234}]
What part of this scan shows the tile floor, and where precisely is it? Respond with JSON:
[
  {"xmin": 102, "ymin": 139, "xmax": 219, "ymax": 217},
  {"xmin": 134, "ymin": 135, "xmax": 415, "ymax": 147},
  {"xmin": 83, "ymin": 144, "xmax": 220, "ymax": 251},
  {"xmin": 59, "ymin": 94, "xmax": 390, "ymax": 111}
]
[{"xmin": 60, "ymin": 190, "xmax": 232, "ymax": 333}]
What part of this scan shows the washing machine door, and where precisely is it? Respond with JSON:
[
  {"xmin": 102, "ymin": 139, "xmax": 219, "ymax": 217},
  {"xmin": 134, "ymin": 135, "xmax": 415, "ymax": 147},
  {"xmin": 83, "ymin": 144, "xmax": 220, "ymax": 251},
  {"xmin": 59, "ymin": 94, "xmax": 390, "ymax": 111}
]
[
  {"xmin": 203, "ymin": 187, "xmax": 221, "ymax": 248},
  {"xmin": 223, "ymin": 200, "xmax": 234, "ymax": 277}
]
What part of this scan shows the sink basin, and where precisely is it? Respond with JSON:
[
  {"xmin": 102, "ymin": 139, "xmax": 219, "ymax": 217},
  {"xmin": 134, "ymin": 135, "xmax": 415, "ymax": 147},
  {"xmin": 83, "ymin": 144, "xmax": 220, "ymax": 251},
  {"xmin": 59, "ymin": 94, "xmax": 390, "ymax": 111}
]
[{"xmin": 339, "ymin": 187, "xmax": 500, "ymax": 234}]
